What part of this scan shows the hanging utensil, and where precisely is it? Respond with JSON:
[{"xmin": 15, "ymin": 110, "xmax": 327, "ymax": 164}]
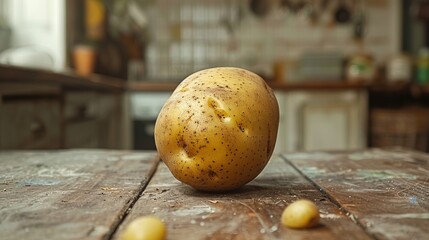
[
  {"xmin": 353, "ymin": 8, "xmax": 365, "ymax": 40},
  {"xmin": 321, "ymin": 0, "xmax": 330, "ymax": 11},
  {"xmin": 334, "ymin": 0, "xmax": 351, "ymax": 24},
  {"xmin": 220, "ymin": 2, "xmax": 243, "ymax": 37},
  {"xmin": 305, "ymin": 1, "xmax": 320, "ymax": 25},
  {"xmin": 250, "ymin": 0, "xmax": 272, "ymax": 18}
]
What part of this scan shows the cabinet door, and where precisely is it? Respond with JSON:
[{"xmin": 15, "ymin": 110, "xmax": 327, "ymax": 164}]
[
  {"xmin": 283, "ymin": 90, "xmax": 367, "ymax": 152},
  {"xmin": 96, "ymin": 93, "xmax": 123, "ymax": 148},
  {"xmin": 64, "ymin": 92, "xmax": 124, "ymax": 149},
  {"xmin": 0, "ymin": 100, "xmax": 61, "ymax": 149}
]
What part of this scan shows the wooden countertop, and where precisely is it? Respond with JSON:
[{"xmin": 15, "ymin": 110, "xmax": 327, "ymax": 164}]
[
  {"xmin": 2, "ymin": 64, "xmax": 429, "ymax": 94},
  {"xmin": 1, "ymin": 148, "xmax": 428, "ymax": 240},
  {"xmin": 127, "ymin": 80, "xmax": 370, "ymax": 92},
  {"xmin": 128, "ymin": 81, "xmax": 429, "ymax": 94},
  {"xmin": 0, "ymin": 64, "xmax": 126, "ymax": 92},
  {"xmin": 0, "ymin": 65, "xmax": 369, "ymax": 93}
]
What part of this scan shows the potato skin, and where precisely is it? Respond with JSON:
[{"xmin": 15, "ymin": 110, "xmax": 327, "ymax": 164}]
[
  {"xmin": 120, "ymin": 216, "xmax": 166, "ymax": 240},
  {"xmin": 281, "ymin": 199, "xmax": 320, "ymax": 229},
  {"xmin": 154, "ymin": 67, "xmax": 279, "ymax": 191}
]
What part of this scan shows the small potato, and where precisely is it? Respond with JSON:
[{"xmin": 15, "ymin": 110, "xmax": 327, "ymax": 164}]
[
  {"xmin": 281, "ymin": 199, "xmax": 320, "ymax": 229},
  {"xmin": 120, "ymin": 215, "xmax": 166, "ymax": 240}
]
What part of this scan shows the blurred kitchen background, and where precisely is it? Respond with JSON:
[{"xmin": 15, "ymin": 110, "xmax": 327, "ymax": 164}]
[{"xmin": 1, "ymin": 0, "xmax": 429, "ymax": 153}]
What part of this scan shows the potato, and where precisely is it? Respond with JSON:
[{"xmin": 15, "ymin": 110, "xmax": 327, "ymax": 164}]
[
  {"xmin": 281, "ymin": 199, "xmax": 320, "ymax": 229},
  {"xmin": 154, "ymin": 67, "xmax": 279, "ymax": 191},
  {"xmin": 120, "ymin": 215, "xmax": 166, "ymax": 240}
]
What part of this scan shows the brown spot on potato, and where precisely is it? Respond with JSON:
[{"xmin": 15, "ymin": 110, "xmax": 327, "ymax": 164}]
[
  {"xmin": 208, "ymin": 170, "xmax": 217, "ymax": 178},
  {"xmin": 177, "ymin": 136, "xmax": 197, "ymax": 158},
  {"xmin": 237, "ymin": 122, "xmax": 247, "ymax": 134},
  {"xmin": 207, "ymin": 97, "xmax": 230, "ymax": 121}
]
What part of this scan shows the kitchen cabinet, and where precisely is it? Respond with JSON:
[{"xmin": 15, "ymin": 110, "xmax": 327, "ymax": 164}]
[
  {"xmin": 0, "ymin": 65, "xmax": 128, "ymax": 150},
  {"xmin": 129, "ymin": 82, "xmax": 368, "ymax": 153},
  {"xmin": 129, "ymin": 88, "xmax": 367, "ymax": 153},
  {"xmin": 0, "ymin": 91, "xmax": 123, "ymax": 150},
  {"xmin": 275, "ymin": 90, "xmax": 367, "ymax": 152},
  {"xmin": 0, "ymin": 97, "xmax": 61, "ymax": 149},
  {"xmin": 64, "ymin": 91, "xmax": 124, "ymax": 148}
]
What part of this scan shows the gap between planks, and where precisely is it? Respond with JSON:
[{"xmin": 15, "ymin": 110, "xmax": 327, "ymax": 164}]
[
  {"xmin": 102, "ymin": 154, "xmax": 162, "ymax": 240},
  {"xmin": 280, "ymin": 154, "xmax": 379, "ymax": 240}
]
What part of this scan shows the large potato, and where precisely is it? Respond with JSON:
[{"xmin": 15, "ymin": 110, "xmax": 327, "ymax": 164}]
[{"xmin": 154, "ymin": 67, "xmax": 279, "ymax": 191}]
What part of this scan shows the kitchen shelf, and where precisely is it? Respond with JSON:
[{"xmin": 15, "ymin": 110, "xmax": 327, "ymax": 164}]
[
  {"xmin": 269, "ymin": 81, "xmax": 369, "ymax": 91},
  {"xmin": 0, "ymin": 64, "xmax": 128, "ymax": 150},
  {"xmin": 3, "ymin": 64, "xmax": 429, "ymax": 94},
  {"xmin": 127, "ymin": 80, "xmax": 370, "ymax": 92},
  {"xmin": 127, "ymin": 81, "xmax": 180, "ymax": 92},
  {"xmin": 0, "ymin": 64, "xmax": 126, "ymax": 92},
  {"xmin": 369, "ymin": 81, "xmax": 429, "ymax": 97},
  {"xmin": 369, "ymin": 82, "xmax": 411, "ymax": 92}
]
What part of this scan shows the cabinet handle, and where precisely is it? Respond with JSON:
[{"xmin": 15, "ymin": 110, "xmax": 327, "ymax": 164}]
[{"xmin": 30, "ymin": 120, "xmax": 46, "ymax": 139}]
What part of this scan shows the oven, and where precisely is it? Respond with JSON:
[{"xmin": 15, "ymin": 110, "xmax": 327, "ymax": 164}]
[{"xmin": 130, "ymin": 92, "xmax": 171, "ymax": 150}]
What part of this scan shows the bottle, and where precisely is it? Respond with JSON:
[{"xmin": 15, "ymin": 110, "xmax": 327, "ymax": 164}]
[
  {"xmin": 416, "ymin": 48, "xmax": 429, "ymax": 85},
  {"xmin": 387, "ymin": 53, "xmax": 411, "ymax": 82}
]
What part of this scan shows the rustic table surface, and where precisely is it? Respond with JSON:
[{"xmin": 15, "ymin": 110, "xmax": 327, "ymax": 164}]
[{"xmin": 0, "ymin": 149, "xmax": 428, "ymax": 240}]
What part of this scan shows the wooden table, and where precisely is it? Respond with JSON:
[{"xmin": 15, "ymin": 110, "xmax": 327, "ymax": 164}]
[{"xmin": 1, "ymin": 149, "xmax": 428, "ymax": 240}]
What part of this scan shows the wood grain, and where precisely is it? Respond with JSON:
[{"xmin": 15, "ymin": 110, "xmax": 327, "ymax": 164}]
[
  {"xmin": 114, "ymin": 156, "xmax": 372, "ymax": 240},
  {"xmin": 0, "ymin": 150, "xmax": 159, "ymax": 240},
  {"xmin": 284, "ymin": 149, "xmax": 429, "ymax": 240},
  {"xmin": 3, "ymin": 149, "xmax": 426, "ymax": 239}
]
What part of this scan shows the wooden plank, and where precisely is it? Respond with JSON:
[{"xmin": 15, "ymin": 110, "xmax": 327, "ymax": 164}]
[
  {"xmin": 114, "ymin": 156, "xmax": 372, "ymax": 240},
  {"xmin": 284, "ymin": 149, "xmax": 429, "ymax": 240},
  {"xmin": 0, "ymin": 83, "xmax": 61, "ymax": 96},
  {"xmin": 0, "ymin": 150, "xmax": 159, "ymax": 240},
  {"xmin": 0, "ymin": 64, "xmax": 125, "ymax": 91}
]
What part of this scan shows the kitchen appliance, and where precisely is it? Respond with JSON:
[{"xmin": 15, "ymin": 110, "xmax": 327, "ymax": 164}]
[{"xmin": 131, "ymin": 92, "xmax": 171, "ymax": 150}]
